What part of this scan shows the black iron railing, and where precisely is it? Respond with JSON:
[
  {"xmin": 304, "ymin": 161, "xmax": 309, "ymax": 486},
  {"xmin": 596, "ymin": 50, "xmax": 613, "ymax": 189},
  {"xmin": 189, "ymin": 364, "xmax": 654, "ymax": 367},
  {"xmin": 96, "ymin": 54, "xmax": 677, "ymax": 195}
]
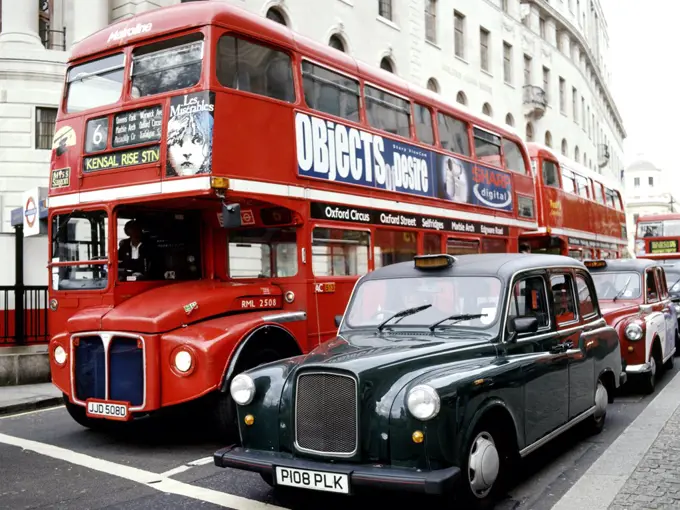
[{"xmin": 0, "ymin": 286, "xmax": 49, "ymax": 345}]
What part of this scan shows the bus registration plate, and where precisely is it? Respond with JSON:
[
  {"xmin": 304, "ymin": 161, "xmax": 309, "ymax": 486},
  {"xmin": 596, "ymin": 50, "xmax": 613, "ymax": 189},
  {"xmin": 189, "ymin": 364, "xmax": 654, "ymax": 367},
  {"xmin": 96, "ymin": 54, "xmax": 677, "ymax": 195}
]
[
  {"xmin": 85, "ymin": 399, "xmax": 130, "ymax": 421},
  {"xmin": 274, "ymin": 466, "xmax": 349, "ymax": 494}
]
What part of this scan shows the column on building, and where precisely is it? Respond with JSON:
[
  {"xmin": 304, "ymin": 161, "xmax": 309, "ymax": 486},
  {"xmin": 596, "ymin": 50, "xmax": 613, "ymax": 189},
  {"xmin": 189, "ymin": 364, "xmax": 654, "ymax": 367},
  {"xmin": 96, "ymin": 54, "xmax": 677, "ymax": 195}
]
[
  {"xmin": 0, "ymin": 0, "xmax": 42, "ymax": 46},
  {"xmin": 72, "ymin": 0, "xmax": 110, "ymax": 45}
]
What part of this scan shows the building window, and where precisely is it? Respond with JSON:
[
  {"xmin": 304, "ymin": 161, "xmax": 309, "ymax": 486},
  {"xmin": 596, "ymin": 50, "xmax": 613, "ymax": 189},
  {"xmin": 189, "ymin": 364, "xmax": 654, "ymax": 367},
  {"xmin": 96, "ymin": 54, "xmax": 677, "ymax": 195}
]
[
  {"xmin": 559, "ymin": 77, "xmax": 566, "ymax": 113},
  {"xmin": 380, "ymin": 56, "xmax": 395, "ymax": 73},
  {"xmin": 581, "ymin": 96, "xmax": 586, "ymax": 131},
  {"xmin": 561, "ymin": 138, "xmax": 568, "ymax": 156},
  {"xmin": 425, "ymin": 0, "xmax": 437, "ymax": 43},
  {"xmin": 545, "ymin": 130, "xmax": 552, "ymax": 147},
  {"xmin": 572, "ymin": 86, "xmax": 578, "ymax": 123},
  {"xmin": 502, "ymin": 0, "xmax": 509, "ymax": 13},
  {"xmin": 539, "ymin": 17, "xmax": 546, "ymax": 39},
  {"xmin": 328, "ymin": 34, "xmax": 346, "ymax": 52},
  {"xmin": 454, "ymin": 11, "xmax": 465, "ymax": 59},
  {"xmin": 426, "ymin": 77, "xmax": 439, "ymax": 92},
  {"xmin": 649, "ymin": 176, "xmax": 654, "ymax": 187},
  {"xmin": 35, "ymin": 107, "xmax": 57, "ymax": 150},
  {"xmin": 574, "ymin": 146, "xmax": 580, "ymax": 162},
  {"xmin": 503, "ymin": 42, "xmax": 512, "ymax": 84},
  {"xmin": 634, "ymin": 177, "xmax": 640, "ymax": 188},
  {"xmin": 265, "ymin": 7, "xmax": 287, "ymax": 26},
  {"xmin": 525, "ymin": 122, "xmax": 534, "ymax": 142},
  {"xmin": 456, "ymin": 91, "xmax": 467, "ymax": 105},
  {"xmin": 379, "ymin": 0, "xmax": 393, "ymax": 21},
  {"xmin": 480, "ymin": 28, "xmax": 490, "ymax": 72},
  {"xmin": 542, "ymin": 66, "xmax": 550, "ymax": 103},
  {"xmin": 482, "ymin": 102, "xmax": 493, "ymax": 117},
  {"xmin": 505, "ymin": 113, "xmax": 514, "ymax": 126},
  {"xmin": 523, "ymin": 54, "xmax": 532, "ymax": 86}
]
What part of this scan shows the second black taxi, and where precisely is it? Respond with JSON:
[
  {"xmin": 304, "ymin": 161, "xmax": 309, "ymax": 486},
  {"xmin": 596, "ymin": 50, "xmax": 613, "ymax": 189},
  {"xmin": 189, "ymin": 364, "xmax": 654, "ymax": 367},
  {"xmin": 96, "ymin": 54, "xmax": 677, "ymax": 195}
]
[{"xmin": 214, "ymin": 253, "xmax": 625, "ymax": 509}]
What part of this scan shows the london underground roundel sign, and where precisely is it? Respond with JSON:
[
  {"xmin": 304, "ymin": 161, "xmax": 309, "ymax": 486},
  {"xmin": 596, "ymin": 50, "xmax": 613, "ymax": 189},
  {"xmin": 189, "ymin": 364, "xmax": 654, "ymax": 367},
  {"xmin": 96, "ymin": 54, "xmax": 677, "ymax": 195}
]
[{"xmin": 24, "ymin": 196, "xmax": 37, "ymax": 228}]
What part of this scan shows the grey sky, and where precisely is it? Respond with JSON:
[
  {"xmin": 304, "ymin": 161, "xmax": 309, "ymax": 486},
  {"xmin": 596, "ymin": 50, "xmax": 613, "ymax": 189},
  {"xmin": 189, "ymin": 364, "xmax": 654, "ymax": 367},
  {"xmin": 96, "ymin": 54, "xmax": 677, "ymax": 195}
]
[{"xmin": 603, "ymin": 0, "xmax": 678, "ymax": 170}]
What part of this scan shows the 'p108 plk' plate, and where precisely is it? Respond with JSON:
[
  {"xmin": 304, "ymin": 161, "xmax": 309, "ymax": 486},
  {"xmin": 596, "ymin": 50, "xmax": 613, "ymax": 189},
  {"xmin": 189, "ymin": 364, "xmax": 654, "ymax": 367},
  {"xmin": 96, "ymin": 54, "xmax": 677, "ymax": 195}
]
[
  {"xmin": 85, "ymin": 399, "xmax": 130, "ymax": 421},
  {"xmin": 275, "ymin": 466, "xmax": 349, "ymax": 494}
]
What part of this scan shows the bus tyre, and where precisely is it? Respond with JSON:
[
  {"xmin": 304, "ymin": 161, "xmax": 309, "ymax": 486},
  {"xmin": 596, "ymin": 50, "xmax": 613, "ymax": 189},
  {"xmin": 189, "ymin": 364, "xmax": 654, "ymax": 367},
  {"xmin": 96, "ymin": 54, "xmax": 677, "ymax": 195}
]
[{"xmin": 63, "ymin": 394, "xmax": 106, "ymax": 431}]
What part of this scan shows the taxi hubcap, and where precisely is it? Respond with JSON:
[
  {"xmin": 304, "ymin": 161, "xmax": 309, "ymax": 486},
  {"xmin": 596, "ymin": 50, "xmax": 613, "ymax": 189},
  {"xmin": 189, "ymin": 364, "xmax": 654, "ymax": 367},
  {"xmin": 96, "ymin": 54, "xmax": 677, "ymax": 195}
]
[
  {"xmin": 650, "ymin": 356, "xmax": 657, "ymax": 377},
  {"xmin": 468, "ymin": 431, "xmax": 500, "ymax": 497},
  {"xmin": 594, "ymin": 381, "xmax": 608, "ymax": 419}
]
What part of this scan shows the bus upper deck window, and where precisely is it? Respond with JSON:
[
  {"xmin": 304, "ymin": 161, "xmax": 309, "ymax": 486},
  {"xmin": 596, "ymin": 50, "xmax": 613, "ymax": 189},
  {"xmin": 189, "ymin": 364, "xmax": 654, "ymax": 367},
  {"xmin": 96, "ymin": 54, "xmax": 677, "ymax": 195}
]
[
  {"xmin": 301, "ymin": 61, "xmax": 360, "ymax": 122},
  {"xmin": 472, "ymin": 128, "xmax": 502, "ymax": 167},
  {"xmin": 364, "ymin": 85, "xmax": 411, "ymax": 139},
  {"xmin": 216, "ymin": 35, "xmax": 295, "ymax": 103},
  {"xmin": 66, "ymin": 53, "xmax": 125, "ymax": 113},
  {"xmin": 502, "ymin": 138, "xmax": 527, "ymax": 174},
  {"xmin": 542, "ymin": 160, "xmax": 559, "ymax": 187},
  {"xmin": 131, "ymin": 33, "xmax": 204, "ymax": 98}
]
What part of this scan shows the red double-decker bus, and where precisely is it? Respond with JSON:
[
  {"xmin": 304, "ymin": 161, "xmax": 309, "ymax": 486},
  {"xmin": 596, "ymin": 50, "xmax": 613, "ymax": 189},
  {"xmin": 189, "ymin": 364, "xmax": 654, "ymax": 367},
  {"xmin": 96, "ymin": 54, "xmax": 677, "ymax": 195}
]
[
  {"xmin": 635, "ymin": 213, "xmax": 680, "ymax": 260},
  {"xmin": 520, "ymin": 143, "xmax": 627, "ymax": 260},
  {"xmin": 47, "ymin": 2, "xmax": 537, "ymax": 431}
]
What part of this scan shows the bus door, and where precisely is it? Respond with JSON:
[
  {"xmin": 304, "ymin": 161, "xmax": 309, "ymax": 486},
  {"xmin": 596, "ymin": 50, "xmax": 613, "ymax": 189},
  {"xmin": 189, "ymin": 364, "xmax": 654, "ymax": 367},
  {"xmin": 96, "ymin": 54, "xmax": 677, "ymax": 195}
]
[{"xmin": 308, "ymin": 226, "xmax": 371, "ymax": 345}]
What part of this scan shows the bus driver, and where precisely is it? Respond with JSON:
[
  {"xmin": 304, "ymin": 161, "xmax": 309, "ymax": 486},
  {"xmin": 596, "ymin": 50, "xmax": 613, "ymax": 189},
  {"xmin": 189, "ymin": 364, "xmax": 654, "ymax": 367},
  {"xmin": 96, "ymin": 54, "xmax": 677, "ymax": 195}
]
[{"xmin": 118, "ymin": 220, "xmax": 151, "ymax": 279}]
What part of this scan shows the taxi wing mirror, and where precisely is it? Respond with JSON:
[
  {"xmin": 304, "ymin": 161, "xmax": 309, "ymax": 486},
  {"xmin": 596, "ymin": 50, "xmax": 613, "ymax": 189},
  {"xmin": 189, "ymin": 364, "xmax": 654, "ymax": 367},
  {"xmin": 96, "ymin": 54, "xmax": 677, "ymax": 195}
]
[
  {"xmin": 221, "ymin": 202, "xmax": 242, "ymax": 229},
  {"xmin": 334, "ymin": 315, "xmax": 343, "ymax": 327},
  {"xmin": 507, "ymin": 316, "xmax": 539, "ymax": 343}
]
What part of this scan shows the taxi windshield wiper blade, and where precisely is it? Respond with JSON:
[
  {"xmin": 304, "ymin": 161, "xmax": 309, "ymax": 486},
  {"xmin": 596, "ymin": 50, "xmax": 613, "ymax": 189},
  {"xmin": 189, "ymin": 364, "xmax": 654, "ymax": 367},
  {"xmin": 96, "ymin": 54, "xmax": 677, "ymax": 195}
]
[
  {"xmin": 377, "ymin": 304, "xmax": 432, "ymax": 331},
  {"xmin": 429, "ymin": 313, "xmax": 487, "ymax": 331},
  {"xmin": 613, "ymin": 276, "xmax": 632, "ymax": 302}
]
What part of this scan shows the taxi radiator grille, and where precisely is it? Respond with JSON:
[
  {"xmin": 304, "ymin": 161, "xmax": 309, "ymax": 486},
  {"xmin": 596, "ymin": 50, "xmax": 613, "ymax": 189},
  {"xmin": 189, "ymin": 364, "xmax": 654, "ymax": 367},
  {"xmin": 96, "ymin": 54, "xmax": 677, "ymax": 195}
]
[{"xmin": 295, "ymin": 372, "xmax": 357, "ymax": 455}]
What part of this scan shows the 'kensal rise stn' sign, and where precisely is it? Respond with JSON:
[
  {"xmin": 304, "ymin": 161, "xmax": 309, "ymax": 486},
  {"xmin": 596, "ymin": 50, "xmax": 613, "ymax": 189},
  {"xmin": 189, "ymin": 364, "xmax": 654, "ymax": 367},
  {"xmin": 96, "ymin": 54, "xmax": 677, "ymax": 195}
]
[{"xmin": 295, "ymin": 112, "xmax": 514, "ymax": 212}]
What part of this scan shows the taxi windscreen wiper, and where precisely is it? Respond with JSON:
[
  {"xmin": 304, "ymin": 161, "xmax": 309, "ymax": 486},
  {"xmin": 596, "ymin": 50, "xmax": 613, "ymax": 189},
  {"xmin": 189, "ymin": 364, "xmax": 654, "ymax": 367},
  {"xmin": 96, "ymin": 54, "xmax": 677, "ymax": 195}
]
[
  {"xmin": 613, "ymin": 276, "xmax": 632, "ymax": 302},
  {"xmin": 429, "ymin": 313, "xmax": 487, "ymax": 331},
  {"xmin": 377, "ymin": 304, "xmax": 432, "ymax": 331}
]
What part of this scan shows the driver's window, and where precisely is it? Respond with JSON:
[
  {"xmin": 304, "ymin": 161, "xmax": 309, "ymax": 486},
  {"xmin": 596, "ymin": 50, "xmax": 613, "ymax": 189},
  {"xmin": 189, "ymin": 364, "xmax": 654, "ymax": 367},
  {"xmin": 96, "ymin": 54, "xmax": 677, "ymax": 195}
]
[
  {"xmin": 507, "ymin": 276, "xmax": 549, "ymax": 330},
  {"xmin": 646, "ymin": 270, "xmax": 659, "ymax": 303}
]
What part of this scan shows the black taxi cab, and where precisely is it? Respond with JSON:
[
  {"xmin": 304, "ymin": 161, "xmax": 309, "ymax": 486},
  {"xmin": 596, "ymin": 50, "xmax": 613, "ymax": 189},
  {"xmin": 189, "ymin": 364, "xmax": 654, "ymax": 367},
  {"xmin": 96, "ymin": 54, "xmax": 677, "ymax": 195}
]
[{"xmin": 214, "ymin": 254, "xmax": 624, "ymax": 509}]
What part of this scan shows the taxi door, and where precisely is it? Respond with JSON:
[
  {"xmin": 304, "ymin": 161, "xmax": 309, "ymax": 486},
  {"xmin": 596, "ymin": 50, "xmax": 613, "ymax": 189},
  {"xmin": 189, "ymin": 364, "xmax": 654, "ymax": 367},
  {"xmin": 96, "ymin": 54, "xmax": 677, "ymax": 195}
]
[{"xmin": 656, "ymin": 267, "xmax": 677, "ymax": 359}]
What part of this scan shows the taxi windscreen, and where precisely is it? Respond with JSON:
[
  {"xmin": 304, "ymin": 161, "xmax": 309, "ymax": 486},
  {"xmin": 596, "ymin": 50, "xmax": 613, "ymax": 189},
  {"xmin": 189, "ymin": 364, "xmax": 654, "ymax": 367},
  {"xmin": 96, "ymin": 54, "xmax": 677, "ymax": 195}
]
[
  {"xmin": 591, "ymin": 272, "xmax": 641, "ymax": 300},
  {"xmin": 345, "ymin": 276, "xmax": 501, "ymax": 331}
]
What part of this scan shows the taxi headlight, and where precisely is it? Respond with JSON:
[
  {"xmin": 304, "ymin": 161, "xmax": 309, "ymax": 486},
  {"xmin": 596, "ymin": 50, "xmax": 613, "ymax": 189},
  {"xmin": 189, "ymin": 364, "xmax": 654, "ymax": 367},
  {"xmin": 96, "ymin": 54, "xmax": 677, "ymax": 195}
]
[
  {"xmin": 54, "ymin": 345, "xmax": 67, "ymax": 365},
  {"xmin": 625, "ymin": 323, "xmax": 643, "ymax": 341},
  {"xmin": 406, "ymin": 384, "xmax": 440, "ymax": 421},
  {"xmin": 174, "ymin": 350, "xmax": 193, "ymax": 373},
  {"xmin": 230, "ymin": 374, "xmax": 256, "ymax": 406}
]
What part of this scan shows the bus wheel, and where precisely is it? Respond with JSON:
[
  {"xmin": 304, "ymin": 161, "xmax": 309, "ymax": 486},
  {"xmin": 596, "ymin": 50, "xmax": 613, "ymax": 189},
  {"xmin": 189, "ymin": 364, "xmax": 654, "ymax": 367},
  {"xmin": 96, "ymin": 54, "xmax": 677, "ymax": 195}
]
[{"xmin": 63, "ymin": 394, "xmax": 106, "ymax": 431}]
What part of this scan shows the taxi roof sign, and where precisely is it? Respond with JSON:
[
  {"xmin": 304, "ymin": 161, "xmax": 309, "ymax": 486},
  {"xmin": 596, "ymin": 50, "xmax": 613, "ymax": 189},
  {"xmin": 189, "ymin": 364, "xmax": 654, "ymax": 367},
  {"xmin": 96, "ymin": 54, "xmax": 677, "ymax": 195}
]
[
  {"xmin": 414, "ymin": 254, "xmax": 456, "ymax": 270},
  {"xmin": 584, "ymin": 259, "xmax": 607, "ymax": 269}
]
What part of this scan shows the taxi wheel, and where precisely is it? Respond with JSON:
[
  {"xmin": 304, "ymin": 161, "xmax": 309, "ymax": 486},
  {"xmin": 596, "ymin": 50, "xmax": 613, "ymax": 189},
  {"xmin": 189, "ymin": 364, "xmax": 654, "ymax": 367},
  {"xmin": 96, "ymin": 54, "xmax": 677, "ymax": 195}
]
[
  {"xmin": 641, "ymin": 354, "xmax": 658, "ymax": 395},
  {"xmin": 586, "ymin": 380, "xmax": 608, "ymax": 434},
  {"xmin": 665, "ymin": 352, "xmax": 674, "ymax": 370},
  {"xmin": 63, "ymin": 395, "xmax": 107, "ymax": 431},
  {"xmin": 458, "ymin": 422, "xmax": 510, "ymax": 510},
  {"xmin": 675, "ymin": 328, "xmax": 680, "ymax": 355}
]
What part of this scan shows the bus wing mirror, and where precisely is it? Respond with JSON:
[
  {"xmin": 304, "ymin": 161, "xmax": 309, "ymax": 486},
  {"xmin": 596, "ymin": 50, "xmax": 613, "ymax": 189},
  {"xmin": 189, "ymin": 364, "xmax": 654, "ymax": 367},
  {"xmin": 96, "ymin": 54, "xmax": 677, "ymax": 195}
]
[{"xmin": 221, "ymin": 203, "xmax": 242, "ymax": 229}]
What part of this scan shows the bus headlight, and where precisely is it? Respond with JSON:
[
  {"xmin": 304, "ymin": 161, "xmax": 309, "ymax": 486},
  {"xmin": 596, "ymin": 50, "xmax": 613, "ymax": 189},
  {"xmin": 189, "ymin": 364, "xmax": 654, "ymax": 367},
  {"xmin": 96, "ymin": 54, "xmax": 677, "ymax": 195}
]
[
  {"xmin": 53, "ymin": 345, "xmax": 67, "ymax": 365},
  {"xmin": 625, "ymin": 323, "xmax": 643, "ymax": 341},
  {"xmin": 406, "ymin": 384, "xmax": 440, "ymax": 421},
  {"xmin": 174, "ymin": 350, "xmax": 193, "ymax": 373},
  {"xmin": 230, "ymin": 374, "xmax": 256, "ymax": 406}
]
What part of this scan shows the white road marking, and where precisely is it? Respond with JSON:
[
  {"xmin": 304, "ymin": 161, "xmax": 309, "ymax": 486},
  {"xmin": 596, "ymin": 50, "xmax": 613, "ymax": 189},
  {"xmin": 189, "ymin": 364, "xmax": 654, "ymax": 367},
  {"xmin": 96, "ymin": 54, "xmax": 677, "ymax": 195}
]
[
  {"xmin": 0, "ymin": 432, "xmax": 288, "ymax": 510},
  {"xmin": 0, "ymin": 405, "xmax": 64, "ymax": 420},
  {"xmin": 160, "ymin": 456, "xmax": 215, "ymax": 477}
]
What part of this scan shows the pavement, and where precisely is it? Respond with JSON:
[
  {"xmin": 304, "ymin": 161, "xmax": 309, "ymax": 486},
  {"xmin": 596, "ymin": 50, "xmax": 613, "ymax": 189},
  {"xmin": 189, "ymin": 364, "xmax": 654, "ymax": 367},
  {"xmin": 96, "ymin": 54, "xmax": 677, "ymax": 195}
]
[
  {"xmin": 0, "ymin": 381, "xmax": 63, "ymax": 416},
  {"xmin": 552, "ymin": 368, "xmax": 680, "ymax": 510}
]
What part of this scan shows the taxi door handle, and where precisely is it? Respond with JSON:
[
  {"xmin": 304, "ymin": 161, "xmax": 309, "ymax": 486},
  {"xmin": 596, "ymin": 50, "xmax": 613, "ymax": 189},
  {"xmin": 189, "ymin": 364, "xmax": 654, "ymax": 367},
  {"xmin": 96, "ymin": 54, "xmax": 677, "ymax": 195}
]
[{"xmin": 550, "ymin": 341, "xmax": 573, "ymax": 354}]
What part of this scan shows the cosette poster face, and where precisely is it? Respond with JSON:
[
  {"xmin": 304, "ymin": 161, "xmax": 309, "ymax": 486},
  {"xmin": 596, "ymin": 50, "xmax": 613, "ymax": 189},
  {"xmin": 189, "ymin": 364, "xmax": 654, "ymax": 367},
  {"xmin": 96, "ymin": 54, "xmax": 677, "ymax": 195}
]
[
  {"xmin": 166, "ymin": 91, "xmax": 215, "ymax": 177},
  {"xmin": 294, "ymin": 111, "xmax": 514, "ymax": 213}
]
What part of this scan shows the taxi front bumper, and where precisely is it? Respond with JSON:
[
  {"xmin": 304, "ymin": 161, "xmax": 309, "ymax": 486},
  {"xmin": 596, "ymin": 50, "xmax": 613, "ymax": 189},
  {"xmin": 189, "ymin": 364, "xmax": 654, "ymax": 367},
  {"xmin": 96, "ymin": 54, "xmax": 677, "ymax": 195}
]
[{"xmin": 213, "ymin": 445, "xmax": 460, "ymax": 495}]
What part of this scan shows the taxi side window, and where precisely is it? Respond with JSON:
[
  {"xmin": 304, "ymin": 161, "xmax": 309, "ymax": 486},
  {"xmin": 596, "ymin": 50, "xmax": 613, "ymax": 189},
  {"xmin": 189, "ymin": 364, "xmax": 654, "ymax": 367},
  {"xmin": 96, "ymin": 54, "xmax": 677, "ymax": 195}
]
[
  {"xmin": 656, "ymin": 268, "xmax": 668, "ymax": 299},
  {"xmin": 575, "ymin": 273, "xmax": 596, "ymax": 317},
  {"xmin": 550, "ymin": 274, "xmax": 577, "ymax": 324},
  {"xmin": 646, "ymin": 269, "xmax": 659, "ymax": 302},
  {"xmin": 508, "ymin": 276, "xmax": 549, "ymax": 329}
]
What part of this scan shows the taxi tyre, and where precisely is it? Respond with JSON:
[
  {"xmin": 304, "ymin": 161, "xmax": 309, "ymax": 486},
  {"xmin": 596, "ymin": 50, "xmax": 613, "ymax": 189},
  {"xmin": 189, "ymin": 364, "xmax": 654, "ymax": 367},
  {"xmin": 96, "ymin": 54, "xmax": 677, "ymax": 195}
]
[
  {"xmin": 584, "ymin": 379, "xmax": 608, "ymax": 435},
  {"xmin": 213, "ymin": 347, "xmax": 283, "ymax": 436},
  {"xmin": 63, "ymin": 394, "xmax": 107, "ymax": 431},
  {"xmin": 457, "ymin": 419, "xmax": 513, "ymax": 510},
  {"xmin": 675, "ymin": 327, "xmax": 680, "ymax": 355},
  {"xmin": 641, "ymin": 342, "xmax": 662, "ymax": 395}
]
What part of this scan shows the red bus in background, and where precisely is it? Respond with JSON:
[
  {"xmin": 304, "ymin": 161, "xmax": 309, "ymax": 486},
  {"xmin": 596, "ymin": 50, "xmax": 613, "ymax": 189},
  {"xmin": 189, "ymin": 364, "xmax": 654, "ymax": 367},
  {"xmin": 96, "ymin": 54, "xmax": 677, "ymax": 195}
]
[
  {"xmin": 635, "ymin": 213, "xmax": 680, "ymax": 260},
  {"xmin": 520, "ymin": 143, "xmax": 627, "ymax": 260},
  {"xmin": 47, "ymin": 2, "xmax": 537, "ymax": 432}
]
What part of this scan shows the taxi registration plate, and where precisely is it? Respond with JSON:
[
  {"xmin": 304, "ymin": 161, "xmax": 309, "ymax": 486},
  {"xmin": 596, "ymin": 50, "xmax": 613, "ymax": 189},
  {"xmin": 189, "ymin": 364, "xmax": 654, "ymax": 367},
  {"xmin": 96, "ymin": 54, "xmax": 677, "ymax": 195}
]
[{"xmin": 274, "ymin": 466, "xmax": 349, "ymax": 494}]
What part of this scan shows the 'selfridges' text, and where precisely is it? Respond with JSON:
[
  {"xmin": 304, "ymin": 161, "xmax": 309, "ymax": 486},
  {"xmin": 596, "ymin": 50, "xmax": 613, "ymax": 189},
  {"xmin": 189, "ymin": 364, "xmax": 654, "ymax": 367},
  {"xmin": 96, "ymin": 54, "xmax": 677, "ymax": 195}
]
[{"xmin": 296, "ymin": 112, "xmax": 429, "ymax": 193}]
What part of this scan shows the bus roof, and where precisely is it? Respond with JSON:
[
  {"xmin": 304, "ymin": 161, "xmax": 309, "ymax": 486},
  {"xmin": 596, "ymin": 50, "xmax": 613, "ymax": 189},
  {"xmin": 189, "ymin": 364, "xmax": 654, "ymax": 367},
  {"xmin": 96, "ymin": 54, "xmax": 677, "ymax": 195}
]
[
  {"xmin": 70, "ymin": 1, "xmax": 524, "ymax": 144},
  {"xmin": 527, "ymin": 142, "xmax": 622, "ymax": 193},
  {"xmin": 636, "ymin": 213, "xmax": 680, "ymax": 223}
]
